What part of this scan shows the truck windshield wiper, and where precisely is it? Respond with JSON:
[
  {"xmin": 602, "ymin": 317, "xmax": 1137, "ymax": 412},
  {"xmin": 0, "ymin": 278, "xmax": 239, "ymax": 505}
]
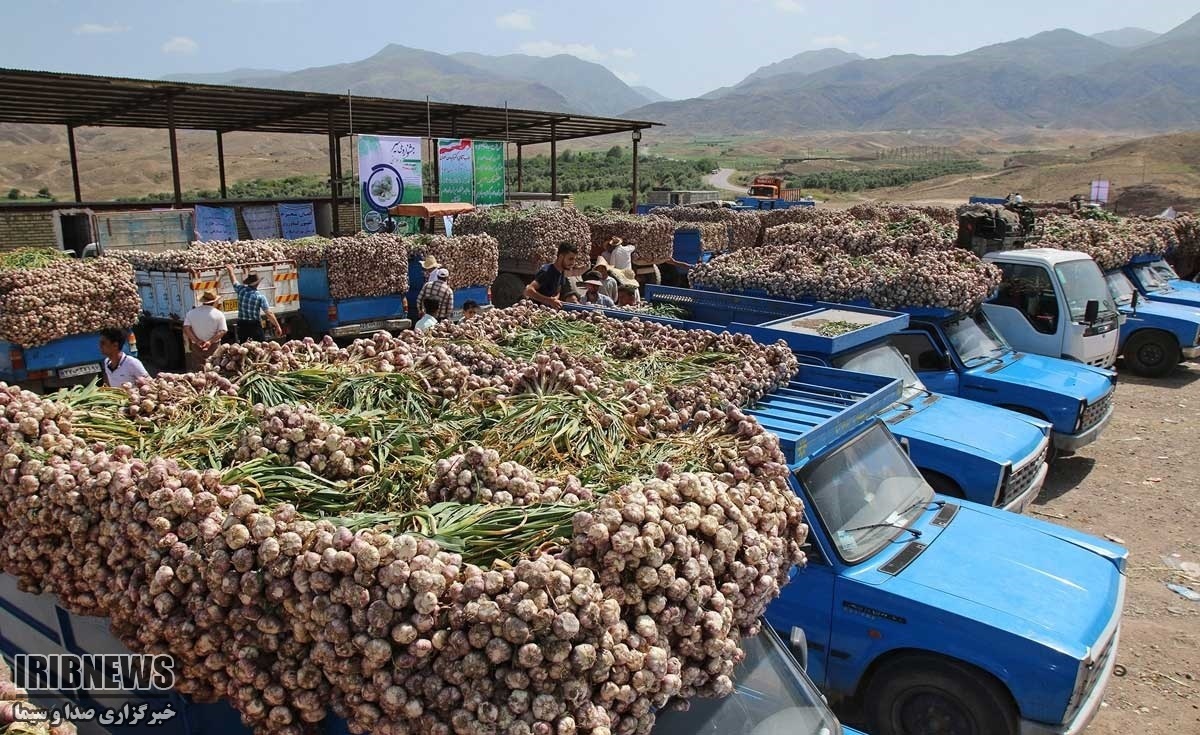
[{"xmin": 843, "ymin": 521, "xmax": 922, "ymax": 539}]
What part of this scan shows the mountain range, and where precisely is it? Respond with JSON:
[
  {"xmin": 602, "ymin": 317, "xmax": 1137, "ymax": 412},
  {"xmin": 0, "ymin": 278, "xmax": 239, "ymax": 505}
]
[
  {"xmin": 166, "ymin": 46, "xmax": 666, "ymax": 117},
  {"xmin": 164, "ymin": 14, "xmax": 1200, "ymax": 133},
  {"xmin": 628, "ymin": 13, "xmax": 1200, "ymax": 132}
]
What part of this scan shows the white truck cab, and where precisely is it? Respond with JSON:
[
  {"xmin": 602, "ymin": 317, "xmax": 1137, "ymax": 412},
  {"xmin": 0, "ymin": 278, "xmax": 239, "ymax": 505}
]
[{"xmin": 982, "ymin": 248, "xmax": 1121, "ymax": 368}]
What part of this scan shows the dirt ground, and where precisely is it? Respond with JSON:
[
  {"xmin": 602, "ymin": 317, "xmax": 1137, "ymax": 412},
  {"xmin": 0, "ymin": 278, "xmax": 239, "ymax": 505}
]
[{"xmin": 1033, "ymin": 362, "xmax": 1200, "ymax": 734}]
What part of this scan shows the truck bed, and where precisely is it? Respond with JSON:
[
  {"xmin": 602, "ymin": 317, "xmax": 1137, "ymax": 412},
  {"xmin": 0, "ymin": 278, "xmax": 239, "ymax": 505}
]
[{"xmin": 136, "ymin": 260, "xmax": 300, "ymax": 322}]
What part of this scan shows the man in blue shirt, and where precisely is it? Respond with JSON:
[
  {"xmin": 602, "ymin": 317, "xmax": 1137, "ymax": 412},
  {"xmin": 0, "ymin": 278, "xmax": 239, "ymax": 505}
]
[
  {"xmin": 225, "ymin": 265, "xmax": 282, "ymax": 342},
  {"xmin": 523, "ymin": 242, "xmax": 578, "ymax": 309}
]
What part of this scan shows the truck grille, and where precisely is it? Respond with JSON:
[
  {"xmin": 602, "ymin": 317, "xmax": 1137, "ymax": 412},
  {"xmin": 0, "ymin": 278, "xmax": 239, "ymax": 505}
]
[
  {"xmin": 1069, "ymin": 626, "xmax": 1119, "ymax": 720},
  {"xmin": 1079, "ymin": 390, "xmax": 1114, "ymax": 433},
  {"xmin": 1000, "ymin": 441, "xmax": 1048, "ymax": 508}
]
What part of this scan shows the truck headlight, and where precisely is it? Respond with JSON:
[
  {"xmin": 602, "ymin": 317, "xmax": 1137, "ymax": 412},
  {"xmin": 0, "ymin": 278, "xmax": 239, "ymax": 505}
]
[
  {"xmin": 1074, "ymin": 398, "xmax": 1086, "ymax": 433},
  {"xmin": 993, "ymin": 464, "xmax": 1011, "ymax": 506}
]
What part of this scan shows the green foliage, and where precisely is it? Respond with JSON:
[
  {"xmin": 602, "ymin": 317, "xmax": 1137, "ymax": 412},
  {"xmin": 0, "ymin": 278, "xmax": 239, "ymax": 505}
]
[
  {"xmin": 611, "ymin": 192, "xmax": 629, "ymax": 211},
  {"xmin": 508, "ymin": 150, "xmax": 709, "ymax": 202},
  {"xmin": 5, "ymin": 189, "xmax": 18, "ymax": 200},
  {"xmin": 36, "ymin": 187, "xmax": 51, "ymax": 198},
  {"xmin": 117, "ymin": 175, "xmax": 331, "ymax": 203},
  {"xmin": 785, "ymin": 160, "xmax": 984, "ymax": 192}
]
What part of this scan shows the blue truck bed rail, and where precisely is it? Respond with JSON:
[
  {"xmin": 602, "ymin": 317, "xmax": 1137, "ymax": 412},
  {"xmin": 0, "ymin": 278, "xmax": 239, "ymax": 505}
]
[{"xmin": 745, "ymin": 365, "xmax": 901, "ymax": 464}]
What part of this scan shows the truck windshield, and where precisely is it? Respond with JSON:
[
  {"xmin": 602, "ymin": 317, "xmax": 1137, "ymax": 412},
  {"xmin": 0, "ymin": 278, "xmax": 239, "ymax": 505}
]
[
  {"xmin": 1104, "ymin": 271, "xmax": 1136, "ymax": 306},
  {"xmin": 1129, "ymin": 262, "xmax": 1172, "ymax": 293},
  {"xmin": 833, "ymin": 345, "xmax": 925, "ymax": 401},
  {"xmin": 799, "ymin": 423, "xmax": 934, "ymax": 564},
  {"xmin": 749, "ymin": 186, "xmax": 777, "ymax": 198},
  {"xmin": 943, "ymin": 311, "xmax": 1009, "ymax": 365},
  {"xmin": 652, "ymin": 627, "xmax": 840, "ymax": 735},
  {"xmin": 1150, "ymin": 259, "xmax": 1181, "ymax": 282},
  {"xmin": 1054, "ymin": 259, "xmax": 1119, "ymax": 321}
]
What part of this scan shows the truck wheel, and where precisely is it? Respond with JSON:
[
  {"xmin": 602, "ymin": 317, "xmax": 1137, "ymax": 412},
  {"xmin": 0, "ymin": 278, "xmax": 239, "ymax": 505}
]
[
  {"xmin": 865, "ymin": 655, "xmax": 1017, "ymax": 735},
  {"xmin": 286, "ymin": 314, "xmax": 313, "ymax": 340},
  {"xmin": 1124, "ymin": 331, "xmax": 1178, "ymax": 378},
  {"xmin": 149, "ymin": 326, "xmax": 182, "ymax": 371},
  {"xmin": 492, "ymin": 273, "xmax": 528, "ymax": 309}
]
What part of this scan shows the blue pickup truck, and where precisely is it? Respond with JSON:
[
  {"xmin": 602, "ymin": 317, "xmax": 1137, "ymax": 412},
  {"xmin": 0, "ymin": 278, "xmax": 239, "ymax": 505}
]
[
  {"xmin": 1119, "ymin": 253, "xmax": 1200, "ymax": 308},
  {"xmin": 584, "ymin": 289, "xmax": 1053, "ymax": 512},
  {"xmin": 749, "ymin": 370, "xmax": 1125, "ymax": 735},
  {"xmin": 1102, "ymin": 269, "xmax": 1200, "ymax": 377},
  {"xmin": 0, "ymin": 331, "xmax": 138, "ymax": 392}
]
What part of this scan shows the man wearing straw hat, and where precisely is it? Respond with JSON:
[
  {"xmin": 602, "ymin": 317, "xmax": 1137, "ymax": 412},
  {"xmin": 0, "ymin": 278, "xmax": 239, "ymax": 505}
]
[
  {"xmin": 592, "ymin": 256, "xmax": 620, "ymax": 302},
  {"xmin": 182, "ymin": 291, "xmax": 228, "ymax": 371},
  {"xmin": 420, "ymin": 254, "xmax": 440, "ymax": 284}
]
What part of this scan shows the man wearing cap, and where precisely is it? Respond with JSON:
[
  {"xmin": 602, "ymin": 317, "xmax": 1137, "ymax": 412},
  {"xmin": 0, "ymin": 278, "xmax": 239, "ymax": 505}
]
[
  {"xmin": 225, "ymin": 265, "xmax": 282, "ymax": 343},
  {"xmin": 592, "ymin": 257, "xmax": 619, "ymax": 302},
  {"xmin": 580, "ymin": 271, "xmax": 616, "ymax": 308},
  {"xmin": 417, "ymin": 266, "xmax": 454, "ymax": 321},
  {"xmin": 182, "ymin": 291, "xmax": 228, "ymax": 371}
]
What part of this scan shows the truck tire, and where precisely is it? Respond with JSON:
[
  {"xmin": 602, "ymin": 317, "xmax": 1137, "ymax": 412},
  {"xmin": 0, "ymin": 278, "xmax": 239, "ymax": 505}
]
[
  {"xmin": 864, "ymin": 654, "xmax": 1018, "ymax": 735},
  {"xmin": 492, "ymin": 273, "xmax": 528, "ymax": 309},
  {"xmin": 285, "ymin": 314, "xmax": 313, "ymax": 341},
  {"xmin": 1123, "ymin": 330, "xmax": 1178, "ymax": 378},
  {"xmin": 149, "ymin": 326, "xmax": 182, "ymax": 371}
]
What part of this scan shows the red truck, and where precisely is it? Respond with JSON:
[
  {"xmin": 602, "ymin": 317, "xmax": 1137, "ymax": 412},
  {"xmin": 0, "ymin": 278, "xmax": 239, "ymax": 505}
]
[{"xmin": 738, "ymin": 175, "xmax": 815, "ymax": 210}]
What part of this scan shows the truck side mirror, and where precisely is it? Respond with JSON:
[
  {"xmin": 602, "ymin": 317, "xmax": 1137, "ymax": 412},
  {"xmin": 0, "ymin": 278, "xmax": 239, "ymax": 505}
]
[
  {"xmin": 788, "ymin": 626, "xmax": 810, "ymax": 672},
  {"xmin": 1130, "ymin": 290, "xmax": 1139, "ymax": 312},
  {"xmin": 1084, "ymin": 300, "xmax": 1100, "ymax": 324}
]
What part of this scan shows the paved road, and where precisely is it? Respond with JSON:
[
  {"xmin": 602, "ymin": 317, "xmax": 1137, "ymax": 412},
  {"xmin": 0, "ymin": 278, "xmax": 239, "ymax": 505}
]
[{"xmin": 704, "ymin": 167, "xmax": 744, "ymax": 194}]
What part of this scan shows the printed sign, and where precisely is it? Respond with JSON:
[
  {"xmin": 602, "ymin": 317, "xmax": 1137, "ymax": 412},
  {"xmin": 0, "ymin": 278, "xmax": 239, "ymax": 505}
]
[
  {"xmin": 278, "ymin": 202, "xmax": 317, "ymax": 239},
  {"xmin": 438, "ymin": 139, "xmax": 475, "ymax": 204},
  {"xmin": 242, "ymin": 205, "xmax": 281, "ymax": 239},
  {"xmin": 194, "ymin": 205, "xmax": 238, "ymax": 242},
  {"xmin": 473, "ymin": 140, "xmax": 506, "ymax": 205},
  {"xmin": 1090, "ymin": 180, "xmax": 1110, "ymax": 204},
  {"xmin": 358, "ymin": 135, "xmax": 423, "ymax": 234}
]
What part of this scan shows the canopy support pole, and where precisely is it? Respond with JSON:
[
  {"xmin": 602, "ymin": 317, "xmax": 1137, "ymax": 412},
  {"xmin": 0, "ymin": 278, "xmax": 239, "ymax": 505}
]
[
  {"xmin": 327, "ymin": 109, "xmax": 339, "ymax": 234},
  {"xmin": 66, "ymin": 125, "xmax": 82, "ymax": 202},
  {"xmin": 550, "ymin": 122, "xmax": 557, "ymax": 199},
  {"xmin": 216, "ymin": 131, "xmax": 228, "ymax": 199},
  {"xmin": 167, "ymin": 97, "xmax": 182, "ymax": 207}
]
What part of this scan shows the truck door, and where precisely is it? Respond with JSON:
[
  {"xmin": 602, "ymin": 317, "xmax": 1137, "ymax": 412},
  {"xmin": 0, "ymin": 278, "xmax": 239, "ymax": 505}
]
[
  {"xmin": 889, "ymin": 331, "xmax": 959, "ymax": 396},
  {"xmin": 768, "ymin": 502, "xmax": 836, "ymax": 687},
  {"xmin": 982, "ymin": 262, "xmax": 1063, "ymax": 359}
]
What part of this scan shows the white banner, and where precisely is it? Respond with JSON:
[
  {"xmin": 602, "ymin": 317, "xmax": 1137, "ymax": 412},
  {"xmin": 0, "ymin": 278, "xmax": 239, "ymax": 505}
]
[{"xmin": 242, "ymin": 205, "xmax": 281, "ymax": 239}]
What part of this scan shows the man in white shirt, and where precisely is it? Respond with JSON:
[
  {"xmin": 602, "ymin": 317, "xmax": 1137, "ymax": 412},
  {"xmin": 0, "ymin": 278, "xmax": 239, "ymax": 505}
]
[
  {"xmin": 415, "ymin": 298, "xmax": 439, "ymax": 332},
  {"xmin": 603, "ymin": 236, "xmax": 636, "ymax": 272},
  {"xmin": 182, "ymin": 291, "xmax": 228, "ymax": 371},
  {"xmin": 99, "ymin": 328, "xmax": 149, "ymax": 389}
]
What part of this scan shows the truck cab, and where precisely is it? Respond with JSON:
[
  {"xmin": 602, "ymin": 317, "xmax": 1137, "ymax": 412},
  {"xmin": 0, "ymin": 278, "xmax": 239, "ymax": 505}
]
[
  {"xmin": 1121, "ymin": 253, "xmax": 1200, "ymax": 307},
  {"xmin": 981, "ymin": 248, "xmax": 1120, "ymax": 368},
  {"xmin": 1103, "ymin": 269, "xmax": 1200, "ymax": 377},
  {"xmin": 653, "ymin": 625, "xmax": 864, "ymax": 735},
  {"xmin": 753, "ymin": 386, "xmax": 1126, "ymax": 735},
  {"xmin": 887, "ymin": 308, "xmax": 1116, "ymax": 453},
  {"xmin": 582, "ymin": 288, "xmax": 1053, "ymax": 513}
]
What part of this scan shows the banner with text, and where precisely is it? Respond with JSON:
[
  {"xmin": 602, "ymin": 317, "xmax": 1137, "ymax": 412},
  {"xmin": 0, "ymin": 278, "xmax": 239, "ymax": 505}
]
[
  {"xmin": 194, "ymin": 205, "xmax": 239, "ymax": 242},
  {"xmin": 278, "ymin": 203, "xmax": 317, "ymax": 239},
  {"xmin": 473, "ymin": 141, "xmax": 506, "ymax": 206},
  {"xmin": 242, "ymin": 205, "xmax": 281, "ymax": 239},
  {"xmin": 438, "ymin": 139, "xmax": 475, "ymax": 204},
  {"xmin": 357, "ymin": 135, "xmax": 423, "ymax": 234}
]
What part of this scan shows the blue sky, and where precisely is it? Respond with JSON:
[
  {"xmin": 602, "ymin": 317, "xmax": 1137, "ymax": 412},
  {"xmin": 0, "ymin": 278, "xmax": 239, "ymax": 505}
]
[{"xmin": 1, "ymin": 0, "xmax": 1196, "ymax": 100}]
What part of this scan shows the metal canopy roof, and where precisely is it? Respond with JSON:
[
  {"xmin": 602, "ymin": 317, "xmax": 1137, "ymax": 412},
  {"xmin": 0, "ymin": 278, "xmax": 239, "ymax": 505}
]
[{"xmin": 0, "ymin": 68, "xmax": 660, "ymax": 144}]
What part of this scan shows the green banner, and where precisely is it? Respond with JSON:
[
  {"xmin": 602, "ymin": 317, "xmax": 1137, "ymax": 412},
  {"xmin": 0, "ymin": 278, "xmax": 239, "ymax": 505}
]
[
  {"xmin": 473, "ymin": 141, "xmax": 506, "ymax": 206},
  {"xmin": 437, "ymin": 139, "xmax": 474, "ymax": 204}
]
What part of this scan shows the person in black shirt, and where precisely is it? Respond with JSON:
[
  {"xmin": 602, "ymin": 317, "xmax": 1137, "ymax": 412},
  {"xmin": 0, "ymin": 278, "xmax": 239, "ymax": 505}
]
[{"xmin": 524, "ymin": 242, "xmax": 578, "ymax": 309}]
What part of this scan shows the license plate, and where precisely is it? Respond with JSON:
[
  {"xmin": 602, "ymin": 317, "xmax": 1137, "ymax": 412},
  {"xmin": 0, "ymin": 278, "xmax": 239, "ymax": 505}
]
[
  {"xmin": 58, "ymin": 363, "xmax": 101, "ymax": 379},
  {"xmin": 222, "ymin": 298, "xmax": 238, "ymax": 312},
  {"xmin": 355, "ymin": 321, "xmax": 391, "ymax": 332}
]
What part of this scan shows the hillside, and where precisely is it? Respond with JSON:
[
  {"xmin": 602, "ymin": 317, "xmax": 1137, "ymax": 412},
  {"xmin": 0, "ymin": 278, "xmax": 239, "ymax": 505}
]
[
  {"xmin": 450, "ymin": 52, "xmax": 648, "ymax": 115},
  {"xmin": 216, "ymin": 45, "xmax": 571, "ymax": 110},
  {"xmin": 628, "ymin": 14, "xmax": 1200, "ymax": 133},
  {"xmin": 632, "ymin": 86, "xmax": 669, "ymax": 103},
  {"xmin": 870, "ymin": 131, "xmax": 1200, "ymax": 214},
  {"xmin": 1090, "ymin": 27, "xmax": 1159, "ymax": 47},
  {"xmin": 703, "ymin": 48, "xmax": 863, "ymax": 98}
]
